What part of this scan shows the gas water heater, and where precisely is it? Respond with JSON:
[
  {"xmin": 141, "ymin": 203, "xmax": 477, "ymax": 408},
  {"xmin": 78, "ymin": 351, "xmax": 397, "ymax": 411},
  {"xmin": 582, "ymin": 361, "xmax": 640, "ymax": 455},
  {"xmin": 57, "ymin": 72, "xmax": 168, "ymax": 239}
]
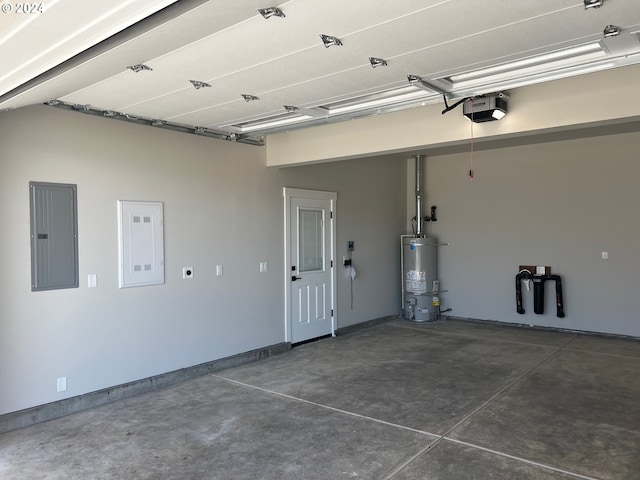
[{"xmin": 402, "ymin": 236, "xmax": 439, "ymax": 322}]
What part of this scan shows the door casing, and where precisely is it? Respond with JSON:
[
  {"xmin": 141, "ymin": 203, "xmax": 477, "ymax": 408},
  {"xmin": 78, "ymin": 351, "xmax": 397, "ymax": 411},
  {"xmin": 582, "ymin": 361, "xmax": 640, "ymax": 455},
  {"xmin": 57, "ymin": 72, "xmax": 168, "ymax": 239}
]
[{"xmin": 283, "ymin": 187, "xmax": 337, "ymax": 343}]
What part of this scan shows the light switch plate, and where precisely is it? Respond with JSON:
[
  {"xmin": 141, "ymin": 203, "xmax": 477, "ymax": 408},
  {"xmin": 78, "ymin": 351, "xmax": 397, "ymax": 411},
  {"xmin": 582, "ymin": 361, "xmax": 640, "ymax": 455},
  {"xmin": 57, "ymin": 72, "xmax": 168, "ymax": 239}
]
[
  {"xmin": 259, "ymin": 261, "xmax": 268, "ymax": 273},
  {"xmin": 216, "ymin": 264, "xmax": 223, "ymax": 276},
  {"xmin": 88, "ymin": 274, "xmax": 97, "ymax": 288}
]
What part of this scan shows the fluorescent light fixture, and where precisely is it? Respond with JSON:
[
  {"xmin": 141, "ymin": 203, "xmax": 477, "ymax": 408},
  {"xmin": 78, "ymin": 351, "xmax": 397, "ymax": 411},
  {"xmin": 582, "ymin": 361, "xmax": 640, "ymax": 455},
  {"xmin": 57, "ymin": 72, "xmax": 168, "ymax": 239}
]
[
  {"xmin": 584, "ymin": 0, "xmax": 603, "ymax": 9},
  {"xmin": 446, "ymin": 43, "xmax": 606, "ymax": 85},
  {"xmin": 320, "ymin": 34, "xmax": 342, "ymax": 48},
  {"xmin": 320, "ymin": 86, "xmax": 438, "ymax": 115},
  {"xmin": 257, "ymin": 7, "xmax": 285, "ymax": 19},
  {"xmin": 369, "ymin": 57, "xmax": 388, "ymax": 68},
  {"xmin": 241, "ymin": 94, "xmax": 259, "ymax": 102},
  {"xmin": 190, "ymin": 80, "xmax": 211, "ymax": 90},
  {"xmin": 229, "ymin": 113, "xmax": 313, "ymax": 133}
]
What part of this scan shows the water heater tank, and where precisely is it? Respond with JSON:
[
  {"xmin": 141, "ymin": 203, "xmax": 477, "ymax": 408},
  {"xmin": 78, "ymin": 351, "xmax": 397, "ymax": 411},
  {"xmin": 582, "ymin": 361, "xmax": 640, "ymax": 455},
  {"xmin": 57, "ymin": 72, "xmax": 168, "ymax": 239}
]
[{"xmin": 402, "ymin": 236, "xmax": 438, "ymax": 322}]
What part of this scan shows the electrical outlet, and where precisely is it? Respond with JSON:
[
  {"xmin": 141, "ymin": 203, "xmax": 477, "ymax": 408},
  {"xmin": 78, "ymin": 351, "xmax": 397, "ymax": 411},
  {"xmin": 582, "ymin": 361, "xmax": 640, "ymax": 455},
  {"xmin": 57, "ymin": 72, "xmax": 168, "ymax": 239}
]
[
  {"xmin": 182, "ymin": 267, "xmax": 194, "ymax": 279},
  {"xmin": 216, "ymin": 264, "xmax": 223, "ymax": 276},
  {"xmin": 347, "ymin": 240, "xmax": 354, "ymax": 251},
  {"xmin": 57, "ymin": 377, "xmax": 67, "ymax": 392},
  {"xmin": 602, "ymin": 251, "xmax": 609, "ymax": 260},
  {"xmin": 259, "ymin": 261, "xmax": 269, "ymax": 272}
]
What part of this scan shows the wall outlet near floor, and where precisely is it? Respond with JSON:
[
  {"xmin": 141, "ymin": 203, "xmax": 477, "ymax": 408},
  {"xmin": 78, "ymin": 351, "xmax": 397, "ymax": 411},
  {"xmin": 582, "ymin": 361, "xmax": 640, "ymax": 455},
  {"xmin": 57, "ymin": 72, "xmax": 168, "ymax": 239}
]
[{"xmin": 57, "ymin": 377, "xmax": 67, "ymax": 392}]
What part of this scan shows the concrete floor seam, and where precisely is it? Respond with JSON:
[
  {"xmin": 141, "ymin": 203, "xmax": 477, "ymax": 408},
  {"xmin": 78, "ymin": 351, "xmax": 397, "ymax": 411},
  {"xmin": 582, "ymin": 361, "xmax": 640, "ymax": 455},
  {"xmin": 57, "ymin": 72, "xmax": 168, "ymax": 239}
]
[
  {"xmin": 383, "ymin": 439, "xmax": 443, "ymax": 480},
  {"xmin": 562, "ymin": 347, "xmax": 640, "ymax": 360},
  {"xmin": 380, "ymin": 342, "xmax": 575, "ymax": 480},
  {"xmin": 210, "ymin": 373, "xmax": 440, "ymax": 439},
  {"xmin": 438, "ymin": 340, "xmax": 572, "ymax": 440},
  {"xmin": 388, "ymin": 322, "xmax": 578, "ymax": 350},
  {"xmin": 212, "ymin": 340, "xmax": 575, "ymax": 480},
  {"xmin": 443, "ymin": 437, "xmax": 601, "ymax": 480}
]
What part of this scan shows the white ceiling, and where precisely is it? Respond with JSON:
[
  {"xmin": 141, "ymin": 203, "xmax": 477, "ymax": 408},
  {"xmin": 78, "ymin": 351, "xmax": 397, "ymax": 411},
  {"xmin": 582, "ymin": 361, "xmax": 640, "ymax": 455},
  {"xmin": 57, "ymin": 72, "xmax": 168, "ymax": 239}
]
[{"xmin": 1, "ymin": 0, "xmax": 639, "ymax": 143}]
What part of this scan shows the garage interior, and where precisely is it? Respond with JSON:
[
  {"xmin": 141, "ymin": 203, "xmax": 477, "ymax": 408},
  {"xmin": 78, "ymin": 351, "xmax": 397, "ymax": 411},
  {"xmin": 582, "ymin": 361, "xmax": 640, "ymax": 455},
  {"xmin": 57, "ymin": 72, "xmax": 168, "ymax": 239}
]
[{"xmin": 1, "ymin": 1, "xmax": 639, "ymax": 479}]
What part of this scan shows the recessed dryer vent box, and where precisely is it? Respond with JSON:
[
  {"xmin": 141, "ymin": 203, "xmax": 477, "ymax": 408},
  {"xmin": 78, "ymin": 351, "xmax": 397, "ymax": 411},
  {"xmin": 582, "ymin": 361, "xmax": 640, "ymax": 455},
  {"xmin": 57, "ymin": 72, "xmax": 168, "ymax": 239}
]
[{"xmin": 519, "ymin": 265, "xmax": 551, "ymax": 275}]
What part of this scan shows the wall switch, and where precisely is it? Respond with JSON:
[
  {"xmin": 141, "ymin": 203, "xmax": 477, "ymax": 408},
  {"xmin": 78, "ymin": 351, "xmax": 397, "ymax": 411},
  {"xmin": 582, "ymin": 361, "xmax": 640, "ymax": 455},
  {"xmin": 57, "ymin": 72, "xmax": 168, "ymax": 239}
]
[
  {"xmin": 216, "ymin": 264, "xmax": 223, "ymax": 276},
  {"xmin": 259, "ymin": 262, "xmax": 268, "ymax": 273},
  {"xmin": 602, "ymin": 252, "xmax": 609, "ymax": 260},
  {"xmin": 88, "ymin": 274, "xmax": 97, "ymax": 288},
  {"xmin": 182, "ymin": 267, "xmax": 194, "ymax": 279},
  {"xmin": 347, "ymin": 241, "xmax": 354, "ymax": 251},
  {"xmin": 57, "ymin": 377, "xmax": 67, "ymax": 392},
  {"xmin": 536, "ymin": 266, "xmax": 546, "ymax": 275}
]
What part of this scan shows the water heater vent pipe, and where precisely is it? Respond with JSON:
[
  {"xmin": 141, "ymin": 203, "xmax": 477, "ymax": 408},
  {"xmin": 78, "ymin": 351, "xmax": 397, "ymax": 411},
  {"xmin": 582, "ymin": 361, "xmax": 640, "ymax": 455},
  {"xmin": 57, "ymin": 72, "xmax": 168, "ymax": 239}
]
[{"xmin": 415, "ymin": 155, "xmax": 424, "ymax": 237}]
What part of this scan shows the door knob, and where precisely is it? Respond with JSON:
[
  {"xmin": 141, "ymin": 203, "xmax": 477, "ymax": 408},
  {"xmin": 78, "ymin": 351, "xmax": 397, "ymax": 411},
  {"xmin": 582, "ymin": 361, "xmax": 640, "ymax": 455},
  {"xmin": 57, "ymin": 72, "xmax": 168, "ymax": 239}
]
[{"xmin": 291, "ymin": 275, "xmax": 301, "ymax": 281}]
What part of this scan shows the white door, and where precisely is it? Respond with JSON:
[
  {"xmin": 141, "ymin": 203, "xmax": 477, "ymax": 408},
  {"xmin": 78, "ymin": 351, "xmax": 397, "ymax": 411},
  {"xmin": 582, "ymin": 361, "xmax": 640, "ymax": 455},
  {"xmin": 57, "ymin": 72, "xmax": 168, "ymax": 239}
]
[{"xmin": 284, "ymin": 188, "xmax": 336, "ymax": 344}]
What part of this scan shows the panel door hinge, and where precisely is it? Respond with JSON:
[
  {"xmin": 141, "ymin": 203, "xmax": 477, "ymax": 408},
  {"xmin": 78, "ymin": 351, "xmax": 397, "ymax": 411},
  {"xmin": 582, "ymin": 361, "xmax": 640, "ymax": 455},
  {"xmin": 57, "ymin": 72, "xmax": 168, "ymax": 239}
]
[
  {"xmin": 331, "ymin": 309, "xmax": 334, "ymax": 317},
  {"xmin": 330, "ymin": 260, "xmax": 333, "ymax": 268},
  {"xmin": 330, "ymin": 211, "xmax": 333, "ymax": 219}
]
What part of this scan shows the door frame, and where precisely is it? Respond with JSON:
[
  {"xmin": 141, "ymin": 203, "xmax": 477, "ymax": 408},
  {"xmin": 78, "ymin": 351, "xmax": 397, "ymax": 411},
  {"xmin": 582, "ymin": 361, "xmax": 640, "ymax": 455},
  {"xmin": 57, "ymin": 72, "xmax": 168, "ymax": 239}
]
[{"xmin": 283, "ymin": 187, "xmax": 337, "ymax": 343}]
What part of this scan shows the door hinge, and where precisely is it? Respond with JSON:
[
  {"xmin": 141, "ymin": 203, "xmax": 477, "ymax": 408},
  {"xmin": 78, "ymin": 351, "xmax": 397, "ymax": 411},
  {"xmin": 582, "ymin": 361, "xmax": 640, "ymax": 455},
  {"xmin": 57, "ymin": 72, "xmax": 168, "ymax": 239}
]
[
  {"xmin": 330, "ymin": 211, "xmax": 333, "ymax": 219},
  {"xmin": 330, "ymin": 260, "xmax": 333, "ymax": 268},
  {"xmin": 331, "ymin": 309, "xmax": 334, "ymax": 317}
]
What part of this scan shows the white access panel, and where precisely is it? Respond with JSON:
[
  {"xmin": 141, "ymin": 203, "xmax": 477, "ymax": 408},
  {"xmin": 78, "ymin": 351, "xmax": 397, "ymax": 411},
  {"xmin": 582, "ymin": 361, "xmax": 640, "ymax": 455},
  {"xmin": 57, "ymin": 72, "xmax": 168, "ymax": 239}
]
[{"xmin": 117, "ymin": 201, "xmax": 164, "ymax": 288}]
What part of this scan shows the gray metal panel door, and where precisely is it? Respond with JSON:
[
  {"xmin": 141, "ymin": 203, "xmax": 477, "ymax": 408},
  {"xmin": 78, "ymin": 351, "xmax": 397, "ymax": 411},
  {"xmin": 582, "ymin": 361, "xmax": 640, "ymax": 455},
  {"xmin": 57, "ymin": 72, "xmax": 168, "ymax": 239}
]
[{"xmin": 30, "ymin": 182, "xmax": 79, "ymax": 291}]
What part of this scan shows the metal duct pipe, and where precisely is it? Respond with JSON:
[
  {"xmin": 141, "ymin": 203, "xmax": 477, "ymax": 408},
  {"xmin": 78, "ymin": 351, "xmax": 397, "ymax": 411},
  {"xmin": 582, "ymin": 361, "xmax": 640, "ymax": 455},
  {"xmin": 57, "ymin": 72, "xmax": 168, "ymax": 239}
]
[{"xmin": 415, "ymin": 155, "xmax": 424, "ymax": 237}]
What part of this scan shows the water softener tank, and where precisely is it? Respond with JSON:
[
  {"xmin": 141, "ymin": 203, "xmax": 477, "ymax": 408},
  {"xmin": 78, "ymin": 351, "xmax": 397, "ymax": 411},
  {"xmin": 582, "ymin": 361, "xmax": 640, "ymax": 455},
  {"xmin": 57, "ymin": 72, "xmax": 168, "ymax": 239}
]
[{"xmin": 403, "ymin": 236, "xmax": 438, "ymax": 322}]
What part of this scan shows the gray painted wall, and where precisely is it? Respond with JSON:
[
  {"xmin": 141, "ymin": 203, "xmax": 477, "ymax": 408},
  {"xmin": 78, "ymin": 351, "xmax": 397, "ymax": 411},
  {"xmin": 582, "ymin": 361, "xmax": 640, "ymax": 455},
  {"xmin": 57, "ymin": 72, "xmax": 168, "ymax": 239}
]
[
  {"xmin": 0, "ymin": 106, "xmax": 405, "ymax": 415},
  {"xmin": 422, "ymin": 132, "xmax": 640, "ymax": 337}
]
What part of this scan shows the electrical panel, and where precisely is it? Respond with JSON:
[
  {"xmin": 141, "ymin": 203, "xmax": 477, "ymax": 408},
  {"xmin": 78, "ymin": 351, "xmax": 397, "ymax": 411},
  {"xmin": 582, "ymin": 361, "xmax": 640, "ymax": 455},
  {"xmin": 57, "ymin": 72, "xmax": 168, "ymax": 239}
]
[
  {"xmin": 29, "ymin": 182, "xmax": 79, "ymax": 291},
  {"xmin": 117, "ymin": 201, "xmax": 164, "ymax": 288}
]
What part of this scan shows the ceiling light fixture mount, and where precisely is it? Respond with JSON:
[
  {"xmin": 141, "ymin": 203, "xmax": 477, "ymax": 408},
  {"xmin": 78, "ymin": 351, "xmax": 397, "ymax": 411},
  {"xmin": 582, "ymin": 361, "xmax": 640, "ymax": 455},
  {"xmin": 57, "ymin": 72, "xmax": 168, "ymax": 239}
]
[
  {"xmin": 257, "ymin": 7, "xmax": 285, "ymax": 19},
  {"xmin": 320, "ymin": 34, "xmax": 343, "ymax": 48},
  {"xmin": 241, "ymin": 94, "xmax": 260, "ymax": 102},
  {"xmin": 603, "ymin": 24, "xmax": 621, "ymax": 38},
  {"xmin": 126, "ymin": 64, "xmax": 153, "ymax": 73},
  {"xmin": 584, "ymin": 0, "xmax": 604, "ymax": 9},
  {"xmin": 190, "ymin": 80, "xmax": 211, "ymax": 90},
  {"xmin": 369, "ymin": 57, "xmax": 388, "ymax": 68}
]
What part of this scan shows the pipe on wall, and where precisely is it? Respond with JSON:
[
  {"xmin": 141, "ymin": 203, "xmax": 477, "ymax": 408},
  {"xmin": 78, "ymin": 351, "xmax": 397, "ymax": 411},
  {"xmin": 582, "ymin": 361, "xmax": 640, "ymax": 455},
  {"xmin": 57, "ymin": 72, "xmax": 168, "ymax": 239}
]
[{"xmin": 415, "ymin": 154, "xmax": 424, "ymax": 237}]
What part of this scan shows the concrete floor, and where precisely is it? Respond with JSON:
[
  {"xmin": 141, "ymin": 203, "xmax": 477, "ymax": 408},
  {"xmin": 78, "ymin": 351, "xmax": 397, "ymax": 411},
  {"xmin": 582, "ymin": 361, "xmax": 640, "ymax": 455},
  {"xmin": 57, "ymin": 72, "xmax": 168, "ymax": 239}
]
[{"xmin": 1, "ymin": 318, "xmax": 639, "ymax": 479}]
